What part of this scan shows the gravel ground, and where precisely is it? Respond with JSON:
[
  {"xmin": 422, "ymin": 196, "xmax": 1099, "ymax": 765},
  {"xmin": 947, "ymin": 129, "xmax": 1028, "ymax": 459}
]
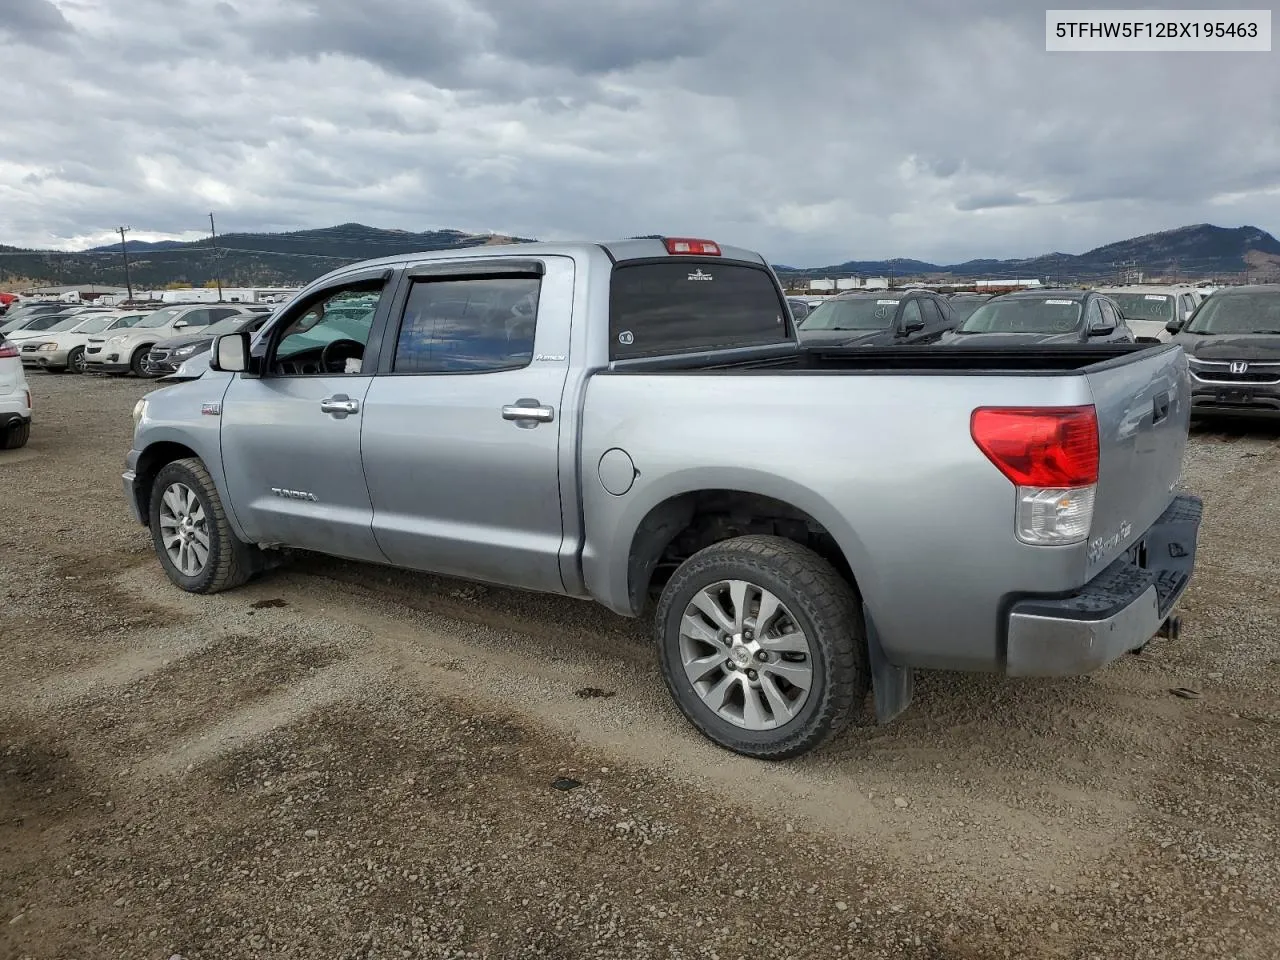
[{"xmin": 1, "ymin": 372, "xmax": 1278, "ymax": 960}]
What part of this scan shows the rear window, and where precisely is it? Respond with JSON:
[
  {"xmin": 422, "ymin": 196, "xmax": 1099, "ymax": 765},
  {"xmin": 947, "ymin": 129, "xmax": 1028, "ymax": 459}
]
[{"xmin": 609, "ymin": 261, "xmax": 790, "ymax": 360}]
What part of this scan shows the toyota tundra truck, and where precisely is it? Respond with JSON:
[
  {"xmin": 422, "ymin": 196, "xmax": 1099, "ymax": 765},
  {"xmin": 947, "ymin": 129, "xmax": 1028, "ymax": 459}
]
[{"xmin": 122, "ymin": 237, "xmax": 1202, "ymax": 759}]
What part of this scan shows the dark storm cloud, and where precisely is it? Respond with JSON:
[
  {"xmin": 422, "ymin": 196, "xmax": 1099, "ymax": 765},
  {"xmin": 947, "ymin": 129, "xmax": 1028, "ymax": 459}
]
[
  {"xmin": 0, "ymin": 0, "xmax": 72, "ymax": 40},
  {"xmin": 0, "ymin": 0, "xmax": 1277, "ymax": 264}
]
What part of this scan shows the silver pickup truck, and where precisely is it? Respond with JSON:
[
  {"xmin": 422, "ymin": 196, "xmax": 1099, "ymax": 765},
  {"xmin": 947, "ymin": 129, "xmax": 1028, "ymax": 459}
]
[{"xmin": 123, "ymin": 237, "xmax": 1203, "ymax": 759}]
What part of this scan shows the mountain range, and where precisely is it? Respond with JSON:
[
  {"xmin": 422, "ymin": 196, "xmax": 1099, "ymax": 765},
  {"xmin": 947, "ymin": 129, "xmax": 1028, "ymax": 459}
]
[{"xmin": 2, "ymin": 222, "xmax": 1278, "ymax": 289}]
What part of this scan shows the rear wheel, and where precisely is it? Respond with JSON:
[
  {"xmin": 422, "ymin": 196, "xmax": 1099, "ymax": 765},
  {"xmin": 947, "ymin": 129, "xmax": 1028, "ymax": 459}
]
[
  {"xmin": 130, "ymin": 345, "xmax": 153, "ymax": 377},
  {"xmin": 1, "ymin": 420, "xmax": 30, "ymax": 450},
  {"xmin": 655, "ymin": 535, "xmax": 869, "ymax": 760},
  {"xmin": 148, "ymin": 458, "xmax": 260, "ymax": 593},
  {"xmin": 67, "ymin": 346, "xmax": 86, "ymax": 374}
]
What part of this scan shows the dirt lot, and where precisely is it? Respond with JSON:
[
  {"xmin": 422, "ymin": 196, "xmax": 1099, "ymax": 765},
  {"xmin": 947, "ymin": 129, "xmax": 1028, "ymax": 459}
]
[{"xmin": 2, "ymin": 373, "xmax": 1278, "ymax": 960}]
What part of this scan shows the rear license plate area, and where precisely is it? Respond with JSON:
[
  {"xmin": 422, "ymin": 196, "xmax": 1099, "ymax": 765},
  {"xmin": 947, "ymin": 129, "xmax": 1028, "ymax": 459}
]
[{"xmin": 1126, "ymin": 537, "xmax": 1149, "ymax": 569}]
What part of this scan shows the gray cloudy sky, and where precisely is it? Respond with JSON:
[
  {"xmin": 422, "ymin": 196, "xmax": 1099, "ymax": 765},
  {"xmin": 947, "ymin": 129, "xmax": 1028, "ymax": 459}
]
[{"xmin": 1, "ymin": 0, "xmax": 1277, "ymax": 265}]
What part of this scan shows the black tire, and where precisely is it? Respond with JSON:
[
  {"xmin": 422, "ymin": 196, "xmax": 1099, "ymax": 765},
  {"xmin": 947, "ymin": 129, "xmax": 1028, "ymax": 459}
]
[
  {"xmin": 1, "ymin": 420, "xmax": 31, "ymax": 450},
  {"xmin": 148, "ymin": 457, "xmax": 260, "ymax": 593},
  {"xmin": 655, "ymin": 535, "xmax": 869, "ymax": 760},
  {"xmin": 67, "ymin": 346, "xmax": 86, "ymax": 374},
  {"xmin": 130, "ymin": 345, "xmax": 153, "ymax": 378}
]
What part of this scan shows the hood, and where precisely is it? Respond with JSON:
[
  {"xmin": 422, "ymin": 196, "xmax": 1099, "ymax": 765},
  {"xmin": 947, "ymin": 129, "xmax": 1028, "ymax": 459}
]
[
  {"xmin": 798, "ymin": 328, "xmax": 899, "ymax": 347},
  {"xmin": 1173, "ymin": 333, "xmax": 1280, "ymax": 361},
  {"xmin": 940, "ymin": 330, "xmax": 1081, "ymax": 346},
  {"xmin": 155, "ymin": 331, "xmax": 216, "ymax": 351}
]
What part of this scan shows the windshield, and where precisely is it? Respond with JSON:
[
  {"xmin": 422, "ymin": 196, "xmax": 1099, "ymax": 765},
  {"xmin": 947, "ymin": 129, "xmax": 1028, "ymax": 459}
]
[
  {"xmin": 948, "ymin": 298, "xmax": 988, "ymax": 323},
  {"xmin": 957, "ymin": 298, "xmax": 1083, "ymax": 334},
  {"xmin": 73, "ymin": 315, "xmax": 119, "ymax": 334},
  {"xmin": 1106, "ymin": 293, "xmax": 1173, "ymax": 321},
  {"xmin": 203, "ymin": 315, "xmax": 254, "ymax": 337},
  {"xmin": 47, "ymin": 315, "xmax": 90, "ymax": 333},
  {"xmin": 17, "ymin": 313, "xmax": 74, "ymax": 332},
  {"xmin": 801, "ymin": 298, "xmax": 899, "ymax": 331},
  {"xmin": 1183, "ymin": 292, "xmax": 1280, "ymax": 335},
  {"xmin": 111, "ymin": 314, "xmax": 147, "ymax": 330},
  {"xmin": 136, "ymin": 306, "xmax": 186, "ymax": 328}
]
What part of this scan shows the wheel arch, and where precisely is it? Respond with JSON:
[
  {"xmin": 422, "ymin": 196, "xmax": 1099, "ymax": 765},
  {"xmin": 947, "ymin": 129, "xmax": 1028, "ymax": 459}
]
[{"xmin": 619, "ymin": 472, "xmax": 876, "ymax": 618}]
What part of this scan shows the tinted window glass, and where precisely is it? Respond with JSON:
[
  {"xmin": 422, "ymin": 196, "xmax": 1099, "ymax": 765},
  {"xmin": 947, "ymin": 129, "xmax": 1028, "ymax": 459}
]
[
  {"xmin": 900, "ymin": 299, "xmax": 923, "ymax": 329},
  {"xmin": 802, "ymin": 297, "xmax": 900, "ymax": 332},
  {"xmin": 1184, "ymin": 292, "xmax": 1280, "ymax": 335},
  {"xmin": 394, "ymin": 276, "xmax": 540, "ymax": 374},
  {"xmin": 1099, "ymin": 301, "xmax": 1119, "ymax": 327},
  {"xmin": 609, "ymin": 262, "xmax": 788, "ymax": 360}
]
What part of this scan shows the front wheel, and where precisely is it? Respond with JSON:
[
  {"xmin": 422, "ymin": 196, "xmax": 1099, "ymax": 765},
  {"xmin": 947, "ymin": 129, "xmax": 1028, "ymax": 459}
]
[
  {"xmin": 655, "ymin": 535, "xmax": 869, "ymax": 760},
  {"xmin": 67, "ymin": 346, "xmax": 86, "ymax": 374},
  {"xmin": 130, "ymin": 345, "xmax": 153, "ymax": 378},
  {"xmin": 148, "ymin": 458, "xmax": 260, "ymax": 593}
]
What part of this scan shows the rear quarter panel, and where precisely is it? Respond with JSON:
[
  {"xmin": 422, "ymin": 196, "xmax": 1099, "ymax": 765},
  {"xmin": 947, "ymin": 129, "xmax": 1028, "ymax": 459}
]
[{"xmin": 580, "ymin": 370, "xmax": 1102, "ymax": 672}]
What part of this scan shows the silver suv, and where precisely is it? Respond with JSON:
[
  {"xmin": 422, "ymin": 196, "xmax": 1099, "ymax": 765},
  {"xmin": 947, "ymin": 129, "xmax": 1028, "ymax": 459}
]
[{"xmin": 85, "ymin": 304, "xmax": 250, "ymax": 376}]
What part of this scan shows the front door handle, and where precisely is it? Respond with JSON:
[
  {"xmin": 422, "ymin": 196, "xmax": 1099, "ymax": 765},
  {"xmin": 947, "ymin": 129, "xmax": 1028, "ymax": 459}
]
[
  {"xmin": 320, "ymin": 394, "xmax": 360, "ymax": 418},
  {"xmin": 502, "ymin": 400, "xmax": 555, "ymax": 425}
]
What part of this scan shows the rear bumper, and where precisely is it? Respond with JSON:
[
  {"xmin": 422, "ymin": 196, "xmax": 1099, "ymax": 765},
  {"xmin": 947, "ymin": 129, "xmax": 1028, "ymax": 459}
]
[
  {"xmin": 1005, "ymin": 494, "xmax": 1202, "ymax": 676},
  {"xmin": 0, "ymin": 411, "xmax": 31, "ymax": 431}
]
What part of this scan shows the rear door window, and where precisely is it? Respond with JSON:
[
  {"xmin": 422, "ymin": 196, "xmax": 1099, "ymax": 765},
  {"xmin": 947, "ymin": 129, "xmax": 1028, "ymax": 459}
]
[
  {"xmin": 609, "ymin": 261, "xmax": 790, "ymax": 360},
  {"xmin": 393, "ymin": 276, "xmax": 541, "ymax": 374}
]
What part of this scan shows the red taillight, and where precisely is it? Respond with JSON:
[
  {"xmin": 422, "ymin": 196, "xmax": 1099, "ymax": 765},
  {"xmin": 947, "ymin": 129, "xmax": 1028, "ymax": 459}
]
[
  {"xmin": 0, "ymin": 341, "xmax": 17, "ymax": 359},
  {"xmin": 664, "ymin": 237, "xmax": 721, "ymax": 256},
  {"xmin": 970, "ymin": 406, "xmax": 1099, "ymax": 488}
]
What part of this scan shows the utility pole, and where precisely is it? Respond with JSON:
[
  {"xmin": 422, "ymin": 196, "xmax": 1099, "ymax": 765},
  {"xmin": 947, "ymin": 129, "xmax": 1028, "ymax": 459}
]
[
  {"xmin": 117, "ymin": 226, "xmax": 133, "ymax": 300},
  {"xmin": 209, "ymin": 212, "xmax": 223, "ymax": 300}
]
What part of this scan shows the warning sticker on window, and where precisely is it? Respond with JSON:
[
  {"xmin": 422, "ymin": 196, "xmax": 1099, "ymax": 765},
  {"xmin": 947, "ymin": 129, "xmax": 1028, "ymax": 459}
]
[
  {"xmin": 877, "ymin": 299, "xmax": 899, "ymax": 305},
  {"xmin": 1144, "ymin": 295, "xmax": 1168, "ymax": 301},
  {"xmin": 1045, "ymin": 299, "xmax": 1075, "ymax": 305}
]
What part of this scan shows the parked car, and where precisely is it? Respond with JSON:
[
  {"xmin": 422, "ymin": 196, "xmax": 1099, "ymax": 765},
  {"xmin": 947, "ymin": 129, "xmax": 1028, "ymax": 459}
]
[
  {"xmin": 142, "ymin": 311, "xmax": 274, "ymax": 377},
  {"xmin": 85, "ymin": 303, "xmax": 254, "ymax": 376},
  {"xmin": 0, "ymin": 301, "xmax": 68, "ymax": 329},
  {"xmin": 940, "ymin": 289, "xmax": 1134, "ymax": 345},
  {"xmin": 0, "ymin": 306, "xmax": 111, "ymax": 342},
  {"xmin": 797, "ymin": 289, "xmax": 955, "ymax": 345},
  {"xmin": 1166, "ymin": 284, "xmax": 1280, "ymax": 420},
  {"xmin": 123, "ymin": 236, "xmax": 1201, "ymax": 759},
  {"xmin": 0, "ymin": 333, "xmax": 32, "ymax": 449},
  {"xmin": 18, "ymin": 310, "xmax": 151, "ymax": 373},
  {"xmin": 1096, "ymin": 286, "xmax": 1202, "ymax": 342}
]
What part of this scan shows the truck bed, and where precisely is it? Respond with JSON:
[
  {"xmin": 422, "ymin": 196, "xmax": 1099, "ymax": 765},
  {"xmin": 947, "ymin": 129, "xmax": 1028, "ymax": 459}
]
[{"xmin": 611, "ymin": 342, "xmax": 1166, "ymax": 375}]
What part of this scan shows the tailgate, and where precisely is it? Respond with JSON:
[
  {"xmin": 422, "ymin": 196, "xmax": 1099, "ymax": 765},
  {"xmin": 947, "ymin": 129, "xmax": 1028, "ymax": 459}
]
[{"xmin": 1083, "ymin": 345, "xmax": 1190, "ymax": 576}]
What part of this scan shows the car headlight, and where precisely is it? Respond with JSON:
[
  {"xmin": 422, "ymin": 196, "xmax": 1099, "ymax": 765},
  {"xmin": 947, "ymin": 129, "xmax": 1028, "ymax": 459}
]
[
  {"xmin": 37, "ymin": 342, "xmax": 58, "ymax": 351},
  {"xmin": 172, "ymin": 344, "xmax": 200, "ymax": 357},
  {"xmin": 108, "ymin": 335, "xmax": 126, "ymax": 346},
  {"xmin": 132, "ymin": 398, "xmax": 148, "ymax": 425}
]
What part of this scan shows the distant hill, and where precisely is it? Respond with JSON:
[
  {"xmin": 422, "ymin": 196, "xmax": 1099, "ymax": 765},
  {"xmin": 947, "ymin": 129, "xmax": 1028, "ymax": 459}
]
[
  {"xmin": 0, "ymin": 224, "xmax": 535, "ymax": 288},
  {"xmin": 780, "ymin": 224, "xmax": 1280, "ymax": 282},
  {"xmin": 2, "ymin": 222, "xmax": 1277, "ymax": 289}
]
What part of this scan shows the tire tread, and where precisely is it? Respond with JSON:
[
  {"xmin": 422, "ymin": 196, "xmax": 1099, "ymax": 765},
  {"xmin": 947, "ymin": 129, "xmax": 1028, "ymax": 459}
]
[{"xmin": 151, "ymin": 457, "xmax": 256, "ymax": 593}]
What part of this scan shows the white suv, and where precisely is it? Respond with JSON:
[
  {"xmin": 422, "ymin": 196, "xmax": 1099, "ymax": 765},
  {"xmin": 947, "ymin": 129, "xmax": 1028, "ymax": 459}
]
[
  {"xmin": 0, "ymin": 333, "xmax": 33, "ymax": 449},
  {"xmin": 85, "ymin": 303, "xmax": 250, "ymax": 376}
]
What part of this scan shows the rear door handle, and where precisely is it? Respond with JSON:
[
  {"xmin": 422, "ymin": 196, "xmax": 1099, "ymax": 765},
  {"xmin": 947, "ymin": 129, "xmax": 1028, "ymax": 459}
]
[
  {"xmin": 1153, "ymin": 391, "xmax": 1170, "ymax": 424},
  {"xmin": 320, "ymin": 394, "xmax": 360, "ymax": 418},
  {"xmin": 502, "ymin": 400, "xmax": 555, "ymax": 424}
]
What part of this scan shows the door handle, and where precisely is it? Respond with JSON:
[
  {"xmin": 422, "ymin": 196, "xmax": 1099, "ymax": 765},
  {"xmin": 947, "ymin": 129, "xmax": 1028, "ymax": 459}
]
[
  {"xmin": 1152, "ymin": 391, "xmax": 1170, "ymax": 424},
  {"xmin": 502, "ymin": 400, "xmax": 555, "ymax": 424},
  {"xmin": 320, "ymin": 394, "xmax": 360, "ymax": 418}
]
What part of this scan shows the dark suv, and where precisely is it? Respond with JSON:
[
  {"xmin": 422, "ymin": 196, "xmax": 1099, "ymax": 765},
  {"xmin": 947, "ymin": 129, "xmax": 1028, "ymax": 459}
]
[
  {"xmin": 939, "ymin": 289, "xmax": 1134, "ymax": 345},
  {"xmin": 796, "ymin": 289, "xmax": 955, "ymax": 346},
  {"xmin": 1167, "ymin": 285, "xmax": 1280, "ymax": 420}
]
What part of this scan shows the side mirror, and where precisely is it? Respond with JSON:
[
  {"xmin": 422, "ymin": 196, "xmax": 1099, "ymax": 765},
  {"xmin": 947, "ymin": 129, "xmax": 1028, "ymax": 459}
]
[
  {"xmin": 1165, "ymin": 320, "xmax": 1184, "ymax": 335},
  {"xmin": 172, "ymin": 320, "xmax": 189, "ymax": 329},
  {"xmin": 900, "ymin": 319, "xmax": 925, "ymax": 335},
  {"xmin": 1089, "ymin": 323, "xmax": 1115, "ymax": 337},
  {"xmin": 211, "ymin": 332, "xmax": 249, "ymax": 372}
]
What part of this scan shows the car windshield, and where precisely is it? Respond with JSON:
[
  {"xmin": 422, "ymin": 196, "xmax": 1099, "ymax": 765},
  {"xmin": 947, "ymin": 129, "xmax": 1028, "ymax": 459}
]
[
  {"xmin": 111, "ymin": 314, "xmax": 147, "ymax": 329},
  {"xmin": 46, "ymin": 315, "xmax": 91, "ymax": 332},
  {"xmin": 1105, "ymin": 293, "xmax": 1173, "ymax": 321},
  {"xmin": 135, "ymin": 306, "xmax": 187, "ymax": 328},
  {"xmin": 17, "ymin": 313, "xmax": 75, "ymax": 332},
  {"xmin": 72, "ymin": 315, "xmax": 119, "ymax": 334},
  {"xmin": 948, "ymin": 298, "xmax": 988, "ymax": 323},
  {"xmin": 1183, "ymin": 292, "xmax": 1280, "ymax": 335},
  {"xmin": 801, "ymin": 298, "xmax": 899, "ymax": 331},
  {"xmin": 203, "ymin": 315, "xmax": 254, "ymax": 337},
  {"xmin": 956, "ymin": 298, "xmax": 1083, "ymax": 334}
]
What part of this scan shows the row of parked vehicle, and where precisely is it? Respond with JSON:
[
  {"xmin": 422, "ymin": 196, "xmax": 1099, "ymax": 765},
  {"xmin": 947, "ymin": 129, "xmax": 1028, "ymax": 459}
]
[
  {"xmin": 787, "ymin": 283, "xmax": 1211, "ymax": 348},
  {"xmin": 0, "ymin": 300, "xmax": 274, "ymax": 378}
]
